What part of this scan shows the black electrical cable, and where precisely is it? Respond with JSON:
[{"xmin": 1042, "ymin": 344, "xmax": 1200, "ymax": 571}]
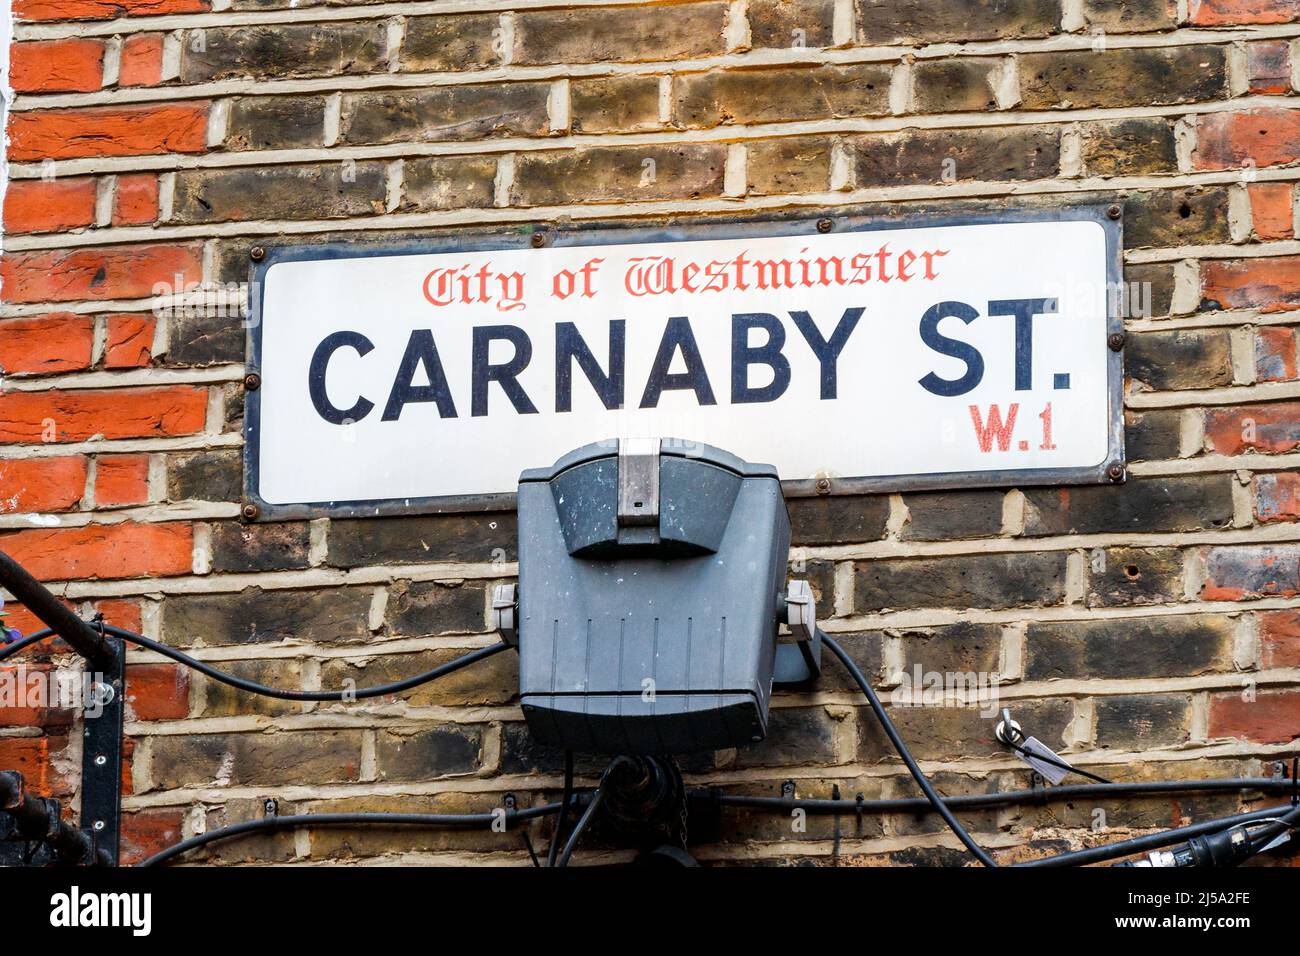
[
  {"xmin": 1004, "ymin": 739, "xmax": 1113, "ymax": 784},
  {"xmin": 553, "ymin": 755, "xmax": 637, "ymax": 867},
  {"xmin": 139, "ymin": 803, "xmax": 572, "ymax": 867},
  {"xmin": 1, "ymin": 624, "xmax": 509, "ymax": 701},
  {"xmin": 0, "ymin": 628, "xmax": 54, "ymax": 662},
  {"xmin": 547, "ymin": 750, "xmax": 576, "ymax": 867},
  {"xmin": 820, "ymin": 630, "xmax": 998, "ymax": 867}
]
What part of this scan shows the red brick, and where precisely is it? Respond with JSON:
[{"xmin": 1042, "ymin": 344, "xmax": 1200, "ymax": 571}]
[
  {"xmin": 1200, "ymin": 544, "xmax": 1300, "ymax": 600},
  {"xmin": 112, "ymin": 173, "xmax": 159, "ymax": 226},
  {"xmin": 125, "ymin": 663, "xmax": 190, "ymax": 720},
  {"xmin": 1255, "ymin": 472, "xmax": 1300, "ymax": 522},
  {"xmin": 0, "ymin": 663, "xmax": 76, "ymax": 727},
  {"xmin": 0, "ymin": 457, "xmax": 88, "ymax": 513},
  {"xmin": 0, "ymin": 313, "xmax": 94, "ymax": 374},
  {"xmin": 0, "ymin": 521, "xmax": 194, "ymax": 580},
  {"xmin": 1208, "ymin": 690, "xmax": 1300, "ymax": 745},
  {"xmin": 9, "ymin": 103, "xmax": 209, "ymax": 162},
  {"xmin": 104, "ymin": 313, "xmax": 156, "ymax": 368},
  {"xmin": 119, "ymin": 33, "xmax": 164, "ymax": 87},
  {"xmin": 1202, "ymin": 256, "xmax": 1300, "ymax": 313},
  {"xmin": 1255, "ymin": 326, "xmax": 1298, "ymax": 382},
  {"xmin": 95, "ymin": 454, "xmax": 150, "ymax": 506},
  {"xmin": 1, "ymin": 602, "xmax": 70, "ymax": 642},
  {"xmin": 1, "ymin": 243, "xmax": 203, "ymax": 304},
  {"xmin": 1258, "ymin": 609, "xmax": 1300, "ymax": 669},
  {"xmin": 1248, "ymin": 183, "xmax": 1294, "ymax": 241},
  {"xmin": 1194, "ymin": 109, "xmax": 1300, "ymax": 171},
  {"xmin": 1190, "ymin": 0, "xmax": 1299, "ymax": 26},
  {"xmin": 92, "ymin": 597, "xmax": 143, "ymax": 632},
  {"xmin": 120, "ymin": 808, "xmax": 184, "ymax": 866},
  {"xmin": 15, "ymin": 0, "xmax": 209, "ymax": 20},
  {"xmin": 0, "ymin": 386, "xmax": 208, "ymax": 444},
  {"xmin": 3, "ymin": 178, "xmax": 96, "ymax": 234},
  {"xmin": 10, "ymin": 38, "xmax": 104, "ymax": 93},
  {"xmin": 1246, "ymin": 40, "xmax": 1292, "ymax": 95},
  {"xmin": 0, "ymin": 736, "xmax": 70, "ymax": 796},
  {"xmin": 1205, "ymin": 401, "xmax": 1300, "ymax": 454}
]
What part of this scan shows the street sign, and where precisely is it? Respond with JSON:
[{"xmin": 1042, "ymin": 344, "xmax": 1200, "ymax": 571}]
[{"xmin": 244, "ymin": 206, "xmax": 1123, "ymax": 517}]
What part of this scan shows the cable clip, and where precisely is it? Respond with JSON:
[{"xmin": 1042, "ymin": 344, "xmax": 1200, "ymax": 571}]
[{"xmin": 996, "ymin": 708, "xmax": 1072, "ymax": 785}]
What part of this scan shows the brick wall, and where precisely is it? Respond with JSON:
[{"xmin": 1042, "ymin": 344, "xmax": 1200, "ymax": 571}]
[{"xmin": 2, "ymin": 0, "xmax": 1299, "ymax": 866}]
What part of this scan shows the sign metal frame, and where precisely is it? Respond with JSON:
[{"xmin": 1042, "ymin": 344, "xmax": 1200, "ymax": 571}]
[{"xmin": 242, "ymin": 203, "xmax": 1125, "ymax": 520}]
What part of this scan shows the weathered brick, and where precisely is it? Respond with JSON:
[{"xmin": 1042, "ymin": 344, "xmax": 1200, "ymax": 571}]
[
  {"xmin": 170, "ymin": 162, "xmax": 388, "ymax": 224},
  {"xmin": 731, "ymin": 706, "xmax": 837, "ymax": 768},
  {"xmin": 0, "ymin": 457, "xmax": 87, "ymax": 513},
  {"xmin": 1258, "ymin": 609, "xmax": 1300, "ymax": 668},
  {"xmin": 227, "ymin": 97, "xmax": 327, "ymax": 150},
  {"xmin": 119, "ymin": 32, "xmax": 164, "ymax": 87},
  {"xmin": 0, "ymin": 662, "xmax": 75, "ymax": 727},
  {"xmin": 674, "ymin": 64, "xmax": 891, "ymax": 128},
  {"xmin": 893, "ymin": 621, "xmax": 1003, "ymax": 678},
  {"xmin": 900, "ymin": 490, "xmax": 1004, "ymax": 541},
  {"xmin": 746, "ymin": 136, "xmax": 833, "ymax": 195},
  {"xmin": 161, "ymin": 586, "xmax": 374, "ymax": 646},
  {"xmin": 801, "ymin": 557, "xmax": 837, "ymax": 621},
  {"xmin": 788, "ymin": 494, "xmax": 889, "ymax": 545},
  {"xmin": 1194, "ymin": 109, "xmax": 1300, "ymax": 171},
  {"xmin": 498, "ymin": 723, "xmax": 615, "ymax": 776},
  {"xmin": 125, "ymin": 663, "xmax": 190, "ymax": 721},
  {"xmin": 120, "ymin": 809, "xmax": 185, "ymax": 866},
  {"xmin": 400, "ymin": 14, "xmax": 500, "ymax": 72},
  {"xmin": 1027, "ymin": 615, "xmax": 1234, "ymax": 681},
  {"xmin": 0, "ymin": 386, "xmax": 207, "ymax": 443},
  {"xmin": 211, "ymin": 521, "xmax": 312, "ymax": 573},
  {"xmin": 1020, "ymin": 46, "xmax": 1227, "ymax": 110},
  {"xmin": 1023, "ymin": 476, "xmax": 1234, "ymax": 536},
  {"xmin": 94, "ymin": 597, "xmax": 142, "ymax": 633},
  {"xmin": 1205, "ymin": 401, "xmax": 1300, "ymax": 454},
  {"xmin": 320, "ymin": 646, "xmax": 518, "ymax": 707},
  {"xmin": 2, "ymin": 177, "xmax": 97, "ymax": 234},
  {"xmin": 1123, "ymin": 187, "xmax": 1233, "ymax": 250},
  {"xmin": 329, "ymin": 512, "xmax": 515, "ymax": 568},
  {"xmin": 1190, "ymin": 0, "xmax": 1298, "ymax": 26},
  {"xmin": 10, "ymin": 38, "xmax": 104, "ymax": 93},
  {"xmin": 570, "ymin": 75, "xmax": 662, "ymax": 134},
  {"xmin": 853, "ymin": 126, "xmax": 1059, "ymax": 186},
  {"xmin": 1201, "ymin": 544, "xmax": 1300, "ymax": 600},
  {"xmin": 1126, "ymin": 328, "xmax": 1233, "ymax": 390},
  {"xmin": 1248, "ymin": 182, "xmax": 1294, "ymax": 241},
  {"xmin": 1247, "ymin": 40, "xmax": 1292, "ymax": 95},
  {"xmin": 1255, "ymin": 472, "xmax": 1300, "ymax": 522},
  {"xmin": 812, "ymin": 630, "xmax": 883, "ymax": 692},
  {"xmin": 340, "ymin": 84, "xmax": 551, "ymax": 146},
  {"xmin": 180, "ymin": 24, "xmax": 386, "ymax": 82},
  {"xmin": 0, "ymin": 522, "xmax": 192, "ymax": 580},
  {"xmin": 105, "ymin": 313, "xmax": 156, "ymax": 368},
  {"xmin": 860, "ymin": 698, "xmax": 1072, "ymax": 761},
  {"xmin": 390, "ymin": 156, "xmax": 493, "ymax": 213},
  {"xmin": 1202, "ymin": 256, "xmax": 1300, "ymax": 314},
  {"xmin": 112, "ymin": 173, "xmax": 159, "ymax": 226},
  {"xmin": 513, "ymin": 4, "xmax": 727, "ymax": 65},
  {"xmin": 0, "ymin": 737, "xmax": 70, "ymax": 797},
  {"xmin": 193, "ymin": 659, "xmax": 306, "ymax": 717},
  {"xmin": 1083, "ymin": 0, "xmax": 1177, "ymax": 31},
  {"xmin": 8, "ymin": 103, "xmax": 209, "ymax": 161},
  {"xmin": 1124, "ymin": 262, "xmax": 1175, "ymax": 319},
  {"xmin": 375, "ymin": 725, "xmax": 485, "ymax": 780},
  {"xmin": 1208, "ymin": 690, "xmax": 1299, "ymax": 745},
  {"xmin": 16, "ymin": 0, "xmax": 208, "ymax": 18},
  {"xmin": 1086, "ymin": 546, "xmax": 1184, "ymax": 606},
  {"xmin": 168, "ymin": 449, "xmax": 242, "ymax": 502},
  {"xmin": 1095, "ymin": 693, "xmax": 1191, "ymax": 749},
  {"xmin": 150, "ymin": 731, "xmax": 363, "ymax": 788},
  {"xmin": 1, "ymin": 243, "xmax": 203, "ymax": 304},
  {"xmin": 387, "ymin": 580, "xmax": 487, "ymax": 636},
  {"xmin": 854, "ymin": 0, "xmax": 1059, "ymax": 44},
  {"xmin": 0, "ymin": 313, "xmax": 94, "ymax": 374},
  {"xmin": 512, "ymin": 144, "xmax": 726, "ymax": 206},
  {"xmin": 1079, "ymin": 118, "xmax": 1178, "ymax": 177},
  {"xmin": 855, "ymin": 552, "xmax": 1067, "ymax": 611},
  {"xmin": 304, "ymin": 791, "xmax": 525, "ymax": 858},
  {"xmin": 1256, "ymin": 327, "xmax": 1299, "ymax": 383},
  {"xmin": 1125, "ymin": 409, "xmax": 1182, "ymax": 461},
  {"xmin": 911, "ymin": 58, "xmax": 1004, "ymax": 113},
  {"xmin": 95, "ymin": 453, "xmax": 150, "ymax": 506},
  {"xmin": 748, "ymin": 0, "xmax": 836, "ymax": 48},
  {"xmin": 166, "ymin": 309, "xmax": 245, "ymax": 366}
]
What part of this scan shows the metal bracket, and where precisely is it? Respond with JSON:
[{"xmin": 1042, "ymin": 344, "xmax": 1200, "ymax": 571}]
[
  {"xmin": 80, "ymin": 635, "xmax": 125, "ymax": 866},
  {"xmin": 617, "ymin": 438, "xmax": 660, "ymax": 527},
  {"xmin": 492, "ymin": 583, "xmax": 519, "ymax": 647},
  {"xmin": 774, "ymin": 580, "xmax": 821, "ymax": 686}
]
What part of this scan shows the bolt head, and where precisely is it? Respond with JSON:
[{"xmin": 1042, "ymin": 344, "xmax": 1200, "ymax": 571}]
[
  {"xmin": 1106, "ymin": 204, "xmax": 1122, "ymax": 220},
  {"xmin": 816, "ymin": 477, "xmax": 831, "ymax": 495},
  {"xmin": 249, "ymin": 245, "xmax": 266, "ymax": 261},
  {"xmin": 244, "ymin": 372, "xmax": 262, "ymax": 391},
  {"xmin": 242, "ymin": 503, "xmax": 260, "ymax": 521},
  {"xmin": 1107, "ymin": 332, "xmax": 1126, "ymax": 351},
  {"xmin": 94, "ymin": 754, "xmax": 107, "ymax": 767},
  {"xmin": 530, "ymin": 233, "xmax": 546, "ymax": 248},
  {"xmin": 93, "ymin": 820, "xmax": 105, "ymax": 831},
  {"xmin": 816, "ymin": 218, "xmax": 834, "ymax": 234},
  {"xmin": 1107, "ymin": 462, "xmax": 1125, "ymax": 481}
]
